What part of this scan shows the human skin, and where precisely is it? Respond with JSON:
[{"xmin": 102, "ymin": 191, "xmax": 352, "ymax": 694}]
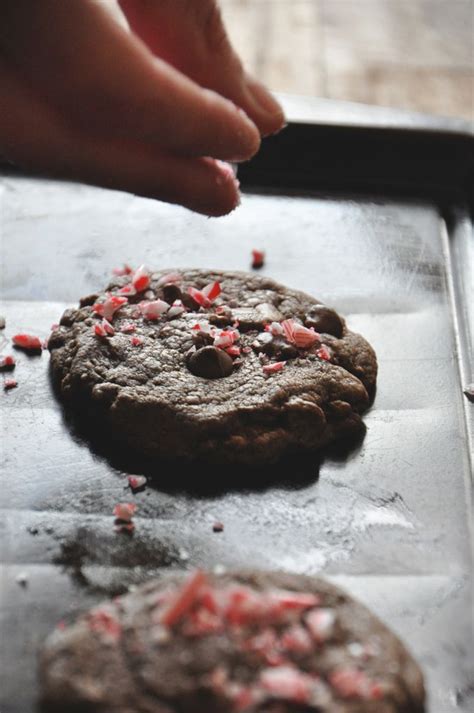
[{"xmin": 0, "ymin": 0, "xmax": 285, "ymax": 216}]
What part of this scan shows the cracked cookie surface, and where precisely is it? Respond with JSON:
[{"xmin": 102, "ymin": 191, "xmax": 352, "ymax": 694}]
[
  {"xmin": 48, "ymin": 269, "xmax": 377, "ymax": 464},
  {"xmin": 39, "ymin": 570, "xmax": 424, "ymax": 713}
]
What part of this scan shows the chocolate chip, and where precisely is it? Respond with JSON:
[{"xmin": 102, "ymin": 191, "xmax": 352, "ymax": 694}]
[
  {"xmin": 305, "ymin": 305, "xmax": 343, "ymax": 337},
  {"xmin": 275, "ymin": 340, "xmax": 299, "ymax": 360},
  {"xmin": 187, "ymin": 346, "xmax": 234, "ymax": 379},
  {"xmin": 162, "ymin": 284, "xmax": 182, "ymax": 304}
]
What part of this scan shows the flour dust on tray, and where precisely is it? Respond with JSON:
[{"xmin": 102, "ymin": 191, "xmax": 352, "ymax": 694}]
[
  {"xmin": 39, "ymin": 569, "xmax": 425, "ymax": 713},
  {"xmin": 48, "ymin": 268, "xmax": 377, "ymax": 465}
]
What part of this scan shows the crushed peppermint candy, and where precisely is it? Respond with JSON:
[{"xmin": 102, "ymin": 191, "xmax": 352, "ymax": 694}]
[
  {"xmin": 93, "ymin": 294, "xmax": 127, "ymax": 322},
  {"xmin": 263, "ymin": 361, "xmax": 285, "ymax": 375},
  {"xmin": 94, "ymin": 318, "xmax": 115, "ymax": 337},
  {"xmin": 160, "ymin": 570, "xmax": 208, "ymax": 628},
  {"xmin": 265, "ymin": 321, "xmax": 284, "ymax": 336},
  {"xmin": 212, "ymin": 521, "xmax": 224, "ymax": 533},
  {"xmin": 305, "ymin": 607, "xmax": 336, "ymax": 643},
  {"xmin": 214, "ymin": 328, "xmax": 239, "ymax": 350},
  {"xmin": 132, "ymin": 265, "xmax": 151, "ymax": 292},
  {"xmin": 4, "ymin": 378, "xmax": 18, "ymax": 390},
  {"xmin": 316, "ymin": 345, "xmax": 331, "ymax": 361},
  {"xmin": 328, "ymin": 667, "xmax": 383, "ymax": 701},
  {"xmin": 251, "ymin": 249, "xmax": 265, "ymax": 269},
  {"xmin": 87, "ymin": 608, "xmax": 122, "ymax": 642},
  {"xmin": 12, "ymin": 334, "xmax": 42, "ymax": 351},
  {"xmin": 188, "ymin": 281, "xmax": 221, "ymax": 308},
  {"xmin": 112, "ymin": 264, "xmax": 133, "ymax": 276},
  {"xmin": 118, "ymin": 283, "xmax": 137, "ymax": 296},
  {"xmin": 113, "ymin": 502, "xmax": 137, "ymax": 522},
  {"xmin": 167, "ymin": 300, "xmax": 186, "ymax": 319},
  {"xmin": 279, "ymin": 624, "xmax": 313, "ymax": 654},
  {"xmin": 0, "ymin": 355, "xmax": 15, "ymax": 371},
  {"xmin": 130, "ymin": 336, "xmax": 143, "ymax": 346},
  {"xmin": 120, "ymin": 323, "xmax": 136, "ymax": 333},
  {"xmin": 127, "ymin": 475, "xmax": 147, "ymax": 491},
  {"xmin": 259, "ymin": 666, "xmax": 316, "ymax": 703},
  {"xmin": 157, "ymin": 272, "xmax": 182, "ymax": 287},
  {"xmin": 281, "ymin": 319, "xmax": 320, "ymax": 349},
  {"xmin": 139, "ymin": 299, "xmax": 169, "ymax": 320}
]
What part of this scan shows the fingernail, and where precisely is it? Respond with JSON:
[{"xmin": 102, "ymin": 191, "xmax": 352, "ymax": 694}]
[
  {"xmin": 215, "ymin": 160, "xmax": 240, "ymax": 190},
  {"xmin": 245, "ymin": 79, "xmax": 286, "ymax": 135}
]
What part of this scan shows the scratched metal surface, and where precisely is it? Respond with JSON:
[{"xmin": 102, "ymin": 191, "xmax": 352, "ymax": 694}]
[{"xmin": 0, "ymin": 137, "xmax": 473, "ymax": 710}]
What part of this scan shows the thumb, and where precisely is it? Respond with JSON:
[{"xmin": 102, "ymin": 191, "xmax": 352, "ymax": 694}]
[{"xmin": 119, "ymin": 0, "xmax": 285, "ymax": 137}]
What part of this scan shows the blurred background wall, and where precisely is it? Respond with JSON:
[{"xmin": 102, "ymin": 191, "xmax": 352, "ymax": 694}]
[{"xmin": 221, "ymin": 0, "xmax": 473, "ymax": 120}]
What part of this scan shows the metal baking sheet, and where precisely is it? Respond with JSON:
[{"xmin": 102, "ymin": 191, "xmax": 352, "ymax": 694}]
[{"xmin": 0, "ymin": 98, "xmax": 472, "ymax": 713}]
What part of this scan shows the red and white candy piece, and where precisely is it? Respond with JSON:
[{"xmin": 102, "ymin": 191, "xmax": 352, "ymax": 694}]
[
  {"xmin": 305, "ymin": 607, "xmax": 336, "ymax": 643},
  {"xmin": 167, "ymin": 300, "xmax": 186, "ymax": 319},
  {"xmin": 0, "ymin": 355, "xmax": 15, "ymax": 370},
  {"xmin": 87, "ymin": 607, "xmax": 122, "ymax": 642},
  {"xmin": 93, "ymin": 295, "xmax": 127, "ymax": 322},
  {"xmin": 94, "ymin": 318, "xmax": 115, "ymax": 337},
  {"xmin": 139, "ymin": 299, "xmax": 169, "ymax": 320},
  {"xmin": 259, "ymin": 666, "xmax": 315, "ymax": 704},
  {"xmin": 328, "ymin": 667, "xmax": 383, "ymax": 701},
  {"xmin": 118, "ymin": 283, "xmax": 137, "ymax": 296},
  {"xmin": 157, "ymin": 272, "xmax": 182, "ymax": 287},
  {"xmin": 263, "ymin": 361, "xmax": 285, "ymax": 375},
  {"xmin": 12, "ymin": 334, "xmax": 42, "ymax": 351},
  {"xmin": 160, "ymin": 570, "xmax": 208, "ymax": 628},
  {"xmin": 279, "ymin": 624, "xmax": 313, "ymax": 654},
  {"xmin": 281, "ymin": 319, "xmax": 320, "ymax": 349},
  {"xmin": 113, "ymin": 502, "xmax": 137, "ymax": 522},
  {"xmin": 132, "ymin": 265, "xmax": 151, "ymax": 292},
  {"xmin": 213, "ymin": 328, "xmax": 239, "ymax": 350},
  {"xmin": 112, "ymin": 264, "xmax": 133, "ymax": 276},
  {"xmin": 4, "ymin": 378, "xmax": 17, "ymax": 390},
  {"xmin": 120, "ymin": 323, "xmax": 136, "ymax": 333},
  {"xmin": 188, "ymin": 281, "xmax": 221, "ymax": 308},
  {"xmin": 317, "ymin": 344, "xmax": 331, "ymax": 361},
  {"xmin": 251, "ymin": 249, "xmax": 265, "ymax": 269},
  {"xmin": 127, "ymin": 475, "xmax": 147, "ymax": 491},
  {"xmin": 130, "ymin": 336, "xmax": 143, "ymax": 347}
]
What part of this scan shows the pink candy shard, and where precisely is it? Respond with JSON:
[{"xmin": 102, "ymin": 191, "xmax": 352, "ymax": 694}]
[
  {"xmin": 281, "ymin": 319, "xmax": 319, "ymax": 349},
  {"xmin": 87, "ymin": 608, "xmax": 122, "ymax": 642},
  {"xmin": 139, "ymin": 299, "xmax": 169, "ymax": 320},
  {"xmin": 305, "ymin": 607, "xmax": 336, "ymax": 643},
  {"xmin": 120, "ymin": 323, "xmax": 136, "ymax": 333},
  {"xmin": 226, "ymin": 345, "xmax": 241, "ymax": 357},
  {"xmin": 317, "ymin": 345, "xmax": 331, "ymax": 361},
  {"xmin": 214, "ymin": 328, "xmax": 238, "ymax": 350},
  {"xmin": 93, "ymin": 294, "xmax": 127, "ymax": 322},
  {"xmin": 259, "ymin": 666, "xmax": 315, "ymax": 704},
  {"xmin": 160, "ymin": 570, "xmax": 208, "ymax": 628},
  {"xmin": 4, "ymin": 378, "xmax": 17, "ymax": 390},
  {"xmin": 127, "ymin": 475, "xmax": 147, "ymax": 490},
  {"xmin": 118, "ymin": 283, "xmax": 137, "ymax": 296},
  {"xmin": 329, "ymin": 667, "xmax": 383, "ymax": 700},
  {"xmin": 188, "ymin": 281, "xmax": 222, "ymax": 308},
  {"xmin": 130, "ymin": 336, "xmax": 143, "ymax": 346},
  {"xmin": 202, "ymin": 281, "xmax": 221, "ymax": 301},
  {"xmin": 262, "ymin": 361, "xmax": 285, "ymax": 375},
  {"xmin": 0, "ymin": 355, "xmax": 15, "ymax": 370},
  {"xmin": 132, "ymin": 264, "xmax": 151, "ymax": 292},
  {"xmin": 12, "ymin": 333, "xmax": 42, "ymax": 351},
  {"xmin": 94, "ymin": 319, "xmax": 114, "ymax": 337},
  {"xmin": 251, "ymin": 249, "xmax": 265, "ymax": 269},
  {"xmin": 113, "ymin": 502, "xmax": 137, "ymax": 522},
  {"xmin": 112, "ymin": 264, "xmax": 133, "ymax": 276},
  {"xmin": 280, "ymin": 624, "xmax": 313, "ymax": 654},
  {"xmin": 157, "ymin": 272, "xmax": 182, "ymax": 287}
]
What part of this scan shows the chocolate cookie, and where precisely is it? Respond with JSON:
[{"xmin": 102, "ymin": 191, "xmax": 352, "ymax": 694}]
[
  {"xmin": 48, "ymin": 269, "xmax": 377, "ymax": 464},
  {"xmin": 39, "ymin": 569, "xmax": 424, "ymax": 713}
]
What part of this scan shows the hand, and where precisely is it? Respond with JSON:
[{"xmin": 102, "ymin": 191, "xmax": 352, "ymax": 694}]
[{"xmin": 0, "ymin": 0, "xmax": 285, "ymax": 216}]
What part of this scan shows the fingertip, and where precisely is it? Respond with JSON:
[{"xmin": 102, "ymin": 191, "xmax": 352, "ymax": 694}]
[{"xmin": 243, "ymin": 77, "xmax": 286, "ymax": 137}]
